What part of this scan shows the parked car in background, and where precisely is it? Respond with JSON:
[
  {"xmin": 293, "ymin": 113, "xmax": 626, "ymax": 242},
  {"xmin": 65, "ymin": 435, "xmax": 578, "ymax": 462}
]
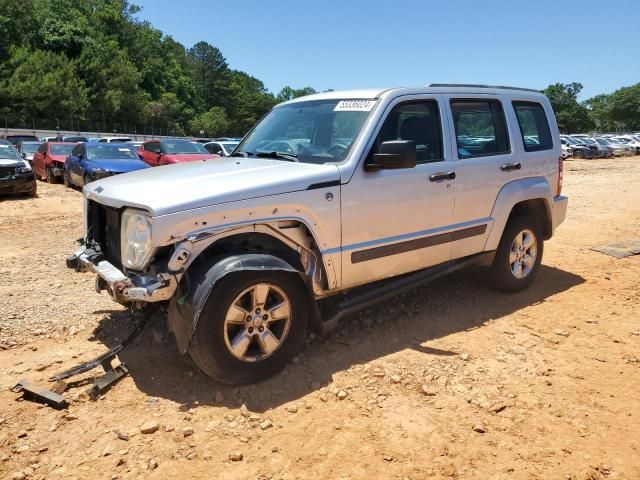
[
  {"xmin": 40, "ymin": 136, "xmax": 58, "ymax": 142},
  {"xmin": 130, "ymin": 141, "xmax": 144, "ymax": 150},
  {"xmin": 583, "ymin": 138, "xmax": 613, "ymax": 158},
  {"xmin": 561, "ymin": 136, "xmax": 596, "ymax": 159},
  {"xmin": 0, "ymin": 140, "xmax": 36, "ymax": 196},
  {"xmin": 64, "ymin": 143, "xmax": 149, "ymax": 188},
  {"xmin": 98, "ymin": 136, "xmax": 132, "ymax": 143},
  {"xmin": 1, "ymin": 134, "xmax": 39, "ymax": 147},
  {"xmin": 191, "ymin": 138, "xmax": 212, "ymax": 144},
  {"xmin": 19, "ymin": 141, "xmax": 43, "ymax": 164},
  {"xmin": 594, "ymin": 137, "xmax": 629, "ymax": 156},
  {"xmin": 204, "ymin": 140, "xmax": 239, "ymax": 156},
  {"xmin": 560, "ymin": 138, "xmax": 572, "ymax": 159},
  {"xmin": 612, "ymin": 136, "xmax": 639, "ymax": 154},
  {"xmin": 32, "ymin": 142, "xmax": 76, "ymax": 183},
  {"xmin": 139, "ymin": 138, "xmax": 219, "ymax": 166},
  {"xmin": 213, "ymin": 137, "xmax": 242, "ymax": 142}
]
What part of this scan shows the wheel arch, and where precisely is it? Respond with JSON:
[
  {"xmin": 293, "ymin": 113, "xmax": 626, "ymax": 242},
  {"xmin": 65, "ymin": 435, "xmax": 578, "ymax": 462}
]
[{"xmin": 484, "ymin": 177, "xmax": 553, "ymax": 251}]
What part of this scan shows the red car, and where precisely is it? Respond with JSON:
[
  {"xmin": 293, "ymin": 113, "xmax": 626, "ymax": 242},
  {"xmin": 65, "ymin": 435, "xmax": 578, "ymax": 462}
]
[
  {"xmin": 32, "ymin": 142, "xmax": 76, "ymax": 183},
  {"xmin": 139, "ymin": 139, "xmax": 220, "ymax": 166}
]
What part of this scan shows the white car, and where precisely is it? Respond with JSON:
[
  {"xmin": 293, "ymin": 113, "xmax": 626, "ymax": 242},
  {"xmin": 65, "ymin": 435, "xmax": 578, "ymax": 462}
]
[
  {"xmin": 68, "ymin": 84, "xmax": 568, "ymax": 384},
  {"xmin": 613, "ymin": 136, "xmax": 640, "ymax": 155},
  {"xmin": 97, "ymin": 136, "xmax": 132, "ymax": 143},
  {"xmin": 605, "ymin": 137, "xmax": 633, "ymax": 156},
  {"xmin": 560, "ymin": 138, "xmax": 573, "ymax": 158}
]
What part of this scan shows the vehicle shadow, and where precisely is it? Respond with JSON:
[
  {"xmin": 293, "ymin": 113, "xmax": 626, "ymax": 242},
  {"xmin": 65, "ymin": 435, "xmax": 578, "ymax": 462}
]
[{"xmin": 90, "ymin": 264, "xmax": 584, "ymax": 412}]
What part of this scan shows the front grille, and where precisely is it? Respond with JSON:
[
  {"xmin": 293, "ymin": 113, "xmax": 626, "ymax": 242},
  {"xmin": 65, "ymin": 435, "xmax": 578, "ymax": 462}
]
[
  {"xmin": 87, "ymin": 200, "xmax": 122, "ymax": 269},
  {"xmin": 0, "ymin": 166, "xmax": 15, "ymax": 178}
]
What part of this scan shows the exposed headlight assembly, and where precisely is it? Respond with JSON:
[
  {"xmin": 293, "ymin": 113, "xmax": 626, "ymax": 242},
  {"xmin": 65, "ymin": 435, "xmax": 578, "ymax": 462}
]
[
  {"xmin": 91, "ymin": 168, "xmax": 112, "ymax": 179},
  {"xmin": 16, "ymin": 162, "xmax": 32, "ymax": 173},
  {"xmin": 121, "ymin": 209, "xmax": 154, "ymax": 270}
]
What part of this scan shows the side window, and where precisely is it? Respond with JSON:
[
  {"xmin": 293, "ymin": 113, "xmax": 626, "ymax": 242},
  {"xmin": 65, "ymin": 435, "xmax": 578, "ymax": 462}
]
[
  {"xmin": 451, "ymin": 99, "xmax": 510, "ymax": 159},
  {"xmin": 212, "ymin": 144, "xmax": 223, "ymax": 155},
  {"xmin": 512, "ymin": 101, "xmax": 553, "ymax": 152},
  {"xmin": 71, "ymin": 144, "xmax": 83, "ymax": 156},
  {"xmin": 143, "ymin": 142, "xmax": 154, "ymax": 152},
  {"xmin": 372, "ymin": 100, "xmax": 443, "ymax": 163}
]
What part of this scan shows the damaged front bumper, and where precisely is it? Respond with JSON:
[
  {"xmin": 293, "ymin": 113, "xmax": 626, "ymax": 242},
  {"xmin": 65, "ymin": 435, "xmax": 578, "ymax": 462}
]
[{"xmin": 67, "ymin": 245, "xmax": 176, "ymax": 304}]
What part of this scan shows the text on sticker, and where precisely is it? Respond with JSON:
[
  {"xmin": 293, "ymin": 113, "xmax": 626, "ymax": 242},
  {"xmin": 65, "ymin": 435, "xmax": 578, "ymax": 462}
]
[{"xmin": 334, "ymin": 100, "xmax": 376, "ymax": 112}]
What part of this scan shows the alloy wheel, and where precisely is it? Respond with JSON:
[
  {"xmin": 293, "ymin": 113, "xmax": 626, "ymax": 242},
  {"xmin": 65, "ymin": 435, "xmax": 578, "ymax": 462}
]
[{"xmin": 509, "ymin": 229, "xmax": 538, "ymax": 279}]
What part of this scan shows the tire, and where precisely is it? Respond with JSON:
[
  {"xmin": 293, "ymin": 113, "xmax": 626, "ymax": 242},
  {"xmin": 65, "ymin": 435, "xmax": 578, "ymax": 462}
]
[
  {"xmin": 63, "ymin": 171, "xmax": 71, "ymax": 188},
  {"xmin": 188, "ymin": 271, "xmax": 309, "ymax": 384},
  {"xmin": 46, "ymin": 166, "xmax": 56, "ymax": 184},
  {"xmin": 573, "ymin": 149, "xmax": 582, "ymax": 159},
  {"xmin": 23, "ymin": 180, "xmax": 37, "ymax": 197},
  {"xmin": 83, "ymin": 173, "xmax": 91, "ymax": 186},
  {"xmin": 489, "ymin": 214, "xmax": 544, "ymax": 293}
]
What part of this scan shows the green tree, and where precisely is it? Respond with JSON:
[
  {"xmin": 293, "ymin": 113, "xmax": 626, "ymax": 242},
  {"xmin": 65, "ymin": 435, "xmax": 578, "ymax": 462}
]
[
  {"xmin": 189, "ymin": 106, "xmax": 230, "ymax": 138},
  {"xmin": 0, "ymin": 47, "xmax": 88, "ymax": 129},
  {"xmin": 227, "ymin": 71, "xmax": 277, "ymax": 135},
  {"xmin": 542, "ymin": 82, "xmax": 593, "ymax": 133},
  {"xmin": 608, "ymin": 83, "xmax": 640, "ymax": 130},
  {"xmin": 186, "ymin": 41, "xmax": 231, "ymax": 111},
  {"xmin": 276, "ymin": 86, "xmax": 317, "ymax": 102}
]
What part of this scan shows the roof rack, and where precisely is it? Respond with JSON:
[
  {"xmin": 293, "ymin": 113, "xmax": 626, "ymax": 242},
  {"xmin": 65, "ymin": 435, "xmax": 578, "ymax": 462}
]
[{"xmin": 429, "ymin": 83, "xmax": 540, "ymax": 93}]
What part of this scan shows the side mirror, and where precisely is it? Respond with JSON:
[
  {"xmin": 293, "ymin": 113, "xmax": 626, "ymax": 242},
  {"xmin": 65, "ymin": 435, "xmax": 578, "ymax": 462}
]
[
  {"xmin": 21, "ymin": 152, "xmax": 26, "ymax": 159},
  {"xmin": 367, "ymin": 140, "xmax": 417, "ymax": 170}
]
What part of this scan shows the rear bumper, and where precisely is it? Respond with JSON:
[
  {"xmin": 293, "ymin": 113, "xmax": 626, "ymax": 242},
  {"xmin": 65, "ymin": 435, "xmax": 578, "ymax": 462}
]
[
  {"xmin": 551, "ymin": 195, "xmax": 568, "ymax": 233},
  {"xmin": 0, "ymin": 174, "xmax": 35, "ymax": 194},
  {"xmin": 67, "ymin": 245, "xmax": 176, "ymax": 304}
]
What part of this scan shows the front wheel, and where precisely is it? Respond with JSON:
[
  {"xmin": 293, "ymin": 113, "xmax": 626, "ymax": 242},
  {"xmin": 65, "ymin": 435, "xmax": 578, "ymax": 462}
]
[
  {"xmin": 63, "ymin": 171, "xmax": 71, "ymax": 188},
  {"xmin": 46, "ymin": 166, "xmax": 56, "ymax": 184},
  {"xmin": 188, "ymin": 271, "xmax": 308, "ymax": 384},
  {"xmin": 489, "ymin": 215, "xmax": 543, "ymax": 293}
]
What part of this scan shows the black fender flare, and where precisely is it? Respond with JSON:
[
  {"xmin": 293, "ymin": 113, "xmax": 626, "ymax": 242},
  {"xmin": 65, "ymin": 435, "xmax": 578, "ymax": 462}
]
[{"xmin": 168, "ymin": 253, "xmax": 319, "ymax": 354}]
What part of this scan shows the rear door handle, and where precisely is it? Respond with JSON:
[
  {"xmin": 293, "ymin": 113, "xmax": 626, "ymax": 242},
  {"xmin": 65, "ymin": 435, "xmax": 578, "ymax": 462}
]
[
  {"xmin": 500, "ymin": 162, "xmax": 521, "ymax": 172},
  {"xmin": 429, "ymin": 171, "xmax": 456, "ymax": 182}
]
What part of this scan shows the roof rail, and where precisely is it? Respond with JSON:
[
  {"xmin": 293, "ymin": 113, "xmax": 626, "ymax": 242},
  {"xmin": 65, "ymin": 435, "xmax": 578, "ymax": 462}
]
[{"xmin": 429, "ymin": 83, "xmax": 540, "ymax": 93}]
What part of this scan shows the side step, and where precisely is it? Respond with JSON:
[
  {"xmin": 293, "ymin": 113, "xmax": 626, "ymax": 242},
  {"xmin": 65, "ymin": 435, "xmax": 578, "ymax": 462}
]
[{"xmin": 320, "ymin": 252, "xmax": 492, "ymax": 334}]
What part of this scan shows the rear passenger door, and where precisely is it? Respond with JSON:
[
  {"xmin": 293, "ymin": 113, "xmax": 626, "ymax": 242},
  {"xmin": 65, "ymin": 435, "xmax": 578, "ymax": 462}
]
[{"xmin": 443, "ymin": 96, "xmax": 523, "ymax": 259}]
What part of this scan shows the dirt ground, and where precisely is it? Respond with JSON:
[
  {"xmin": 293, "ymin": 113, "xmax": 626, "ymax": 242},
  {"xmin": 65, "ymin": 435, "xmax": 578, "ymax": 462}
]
[{"xmin": 1, "ymin": 156, "xmax": 639, "ymax": 480}]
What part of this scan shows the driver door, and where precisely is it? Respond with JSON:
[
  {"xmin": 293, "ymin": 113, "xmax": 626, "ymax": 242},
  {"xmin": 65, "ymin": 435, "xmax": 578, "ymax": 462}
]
[{"xmin": 340, "ymin": 96, "xmax": 457, "ymax": 289}]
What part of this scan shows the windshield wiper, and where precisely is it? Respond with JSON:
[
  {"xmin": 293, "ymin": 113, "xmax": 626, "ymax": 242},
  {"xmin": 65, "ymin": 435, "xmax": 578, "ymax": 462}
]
[{"xmin": 255, "ymin": 151, "xmax": 298, "ymax": 162}]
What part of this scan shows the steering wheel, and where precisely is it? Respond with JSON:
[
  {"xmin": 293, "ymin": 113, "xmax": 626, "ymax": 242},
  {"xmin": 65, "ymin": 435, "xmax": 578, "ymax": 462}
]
[
  {"xmin": 264, "ymin": 141, "xmax": 294, "ymax": 154},
  {"xmin": 327, "ymin": 143, "xmax": 348, "ymax": 157}
]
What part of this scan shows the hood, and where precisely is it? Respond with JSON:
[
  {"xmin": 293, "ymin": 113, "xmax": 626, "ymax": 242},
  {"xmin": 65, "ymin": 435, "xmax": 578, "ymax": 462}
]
[
  {"xmin": 0, "ymin": 159, "xmax": 29, "ymax": 168},
  {"xmin": 87, "ymin": 158, "xmax": 150, "ymax": 173},
  {"xmin": 84, "ymin": 157, "xmax": 341, "ymax": 216},
  {"xmin": 49, "ymin": 154, "xmax": 68, "ymax": 163},
  {"xmin": 163, "ymin": 153, "xmax": 219, "ymax": 163}
]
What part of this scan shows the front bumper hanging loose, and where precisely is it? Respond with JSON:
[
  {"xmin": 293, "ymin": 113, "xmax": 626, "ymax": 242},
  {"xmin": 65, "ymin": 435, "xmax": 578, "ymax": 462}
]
[{"xmin": 66, "ymin": 245, "xmax": 176, "ymax": 303}]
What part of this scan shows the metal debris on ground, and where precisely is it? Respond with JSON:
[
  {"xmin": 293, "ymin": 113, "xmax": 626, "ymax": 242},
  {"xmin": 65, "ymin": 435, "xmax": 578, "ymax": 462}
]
[
  {"xmin": 591, "ymin": 240, "xmax": 640, "ymax": 259},
  {"xmin": 11, "ymin": 379, "xmax": 67, "ymax": 409}
]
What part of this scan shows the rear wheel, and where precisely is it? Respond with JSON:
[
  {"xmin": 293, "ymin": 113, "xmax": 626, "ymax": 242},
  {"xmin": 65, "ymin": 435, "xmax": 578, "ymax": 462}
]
[
  {"xmin": 63, "ymin": 170, "xmax": 71, "ymax": 188},
  {"xmin": 489, "ymin": 215, "xmax": 543, "ymax": 293},
  {"xmin": 188, "ymin": 271, "xmax": 308, "ymax": 384},
  {"xmin": 573, "ymin": 149, "xmax": 582, "ymax": 159},
  {"xmin": 46, "ymin": 166, "xmax": 56, "ymax": 183}
]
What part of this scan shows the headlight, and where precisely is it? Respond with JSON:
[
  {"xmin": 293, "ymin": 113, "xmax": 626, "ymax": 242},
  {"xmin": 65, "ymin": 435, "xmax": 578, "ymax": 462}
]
[
  {"xmin": 91, "ymin": 168, "xmax": 112, "ymax": 179},
  {"xmin": 121, "ymin": 209, "xmax": 154, "ymax": 270},
  {"xmin": 16, "ymin": 162, "xmax": 32, "ymax": 173}
]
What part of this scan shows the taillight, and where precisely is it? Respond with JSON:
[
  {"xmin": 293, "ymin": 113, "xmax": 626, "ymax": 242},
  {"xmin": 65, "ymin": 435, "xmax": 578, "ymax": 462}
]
[{"xmin": 557, "ymin": 156, "xmax": 564, "ymax": 196}]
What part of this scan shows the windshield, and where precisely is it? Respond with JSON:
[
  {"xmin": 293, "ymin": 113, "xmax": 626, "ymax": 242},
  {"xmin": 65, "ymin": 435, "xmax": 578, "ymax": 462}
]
[
  {"xmin": 236, "ymin": 98, "xmax": 377, "ymax": 164},
  {"xmin": 0, "ymin": 142, "xmax": 20, "ymax": 160},
  {"xmin": 595, "ymin": 138, "xmax": 609, "ymax": 145},
  {"xmin": 162, "ymin": 139, "xmax": 208, "ymax": 154},
  {"xmin": 584, "ymin": 139, "xmax": 596, "ymax": 145},
  {"xmin": 87, "ymin": 145, "xmax": 139, "ymax": 160},
  {"xmin": 21, "ymin": 142, "xmax": 41, "ymax": 154},
  {"xmin": 50, "ymin": 144, "xmax": 75, "ymax": 155}
]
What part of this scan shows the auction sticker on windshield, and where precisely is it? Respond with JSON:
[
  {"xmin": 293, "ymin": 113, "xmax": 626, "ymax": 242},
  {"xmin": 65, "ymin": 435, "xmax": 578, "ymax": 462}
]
[{"xmin": 334, "ymin": 100, "xmax": 376, "ymax": 112}]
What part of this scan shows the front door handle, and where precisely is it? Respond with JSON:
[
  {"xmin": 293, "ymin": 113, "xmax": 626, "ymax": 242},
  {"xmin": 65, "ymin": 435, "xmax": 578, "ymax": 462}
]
[
  {"xmin": 429, "ymin": 171, "xmax": 456, "ymax": 182},
  {"xmin": 500, "ymin": 162, "xmax": 521, "ymax": 172}
]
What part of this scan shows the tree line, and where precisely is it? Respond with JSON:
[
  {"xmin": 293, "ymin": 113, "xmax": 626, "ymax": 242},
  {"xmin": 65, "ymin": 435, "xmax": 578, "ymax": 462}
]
[
  {"xmin": 0, "ymin": 1, "xmax": 637, "ymax": 137},
  {"xmin": 0, "ymin": 0, "xmax": 317, "ymax": 137}
]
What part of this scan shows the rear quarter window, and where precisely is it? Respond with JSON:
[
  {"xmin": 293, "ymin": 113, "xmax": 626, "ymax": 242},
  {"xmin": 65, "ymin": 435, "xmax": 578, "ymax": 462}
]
[{"xmin": 512, "ymin": 101, "xmax": 553, "ymax": 152}]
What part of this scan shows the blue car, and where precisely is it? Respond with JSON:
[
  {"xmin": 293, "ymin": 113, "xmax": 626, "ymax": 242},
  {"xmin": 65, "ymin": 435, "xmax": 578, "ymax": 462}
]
[{"xmin": 64, "ymin": 142, "xmax": 149, "ymax": 188}]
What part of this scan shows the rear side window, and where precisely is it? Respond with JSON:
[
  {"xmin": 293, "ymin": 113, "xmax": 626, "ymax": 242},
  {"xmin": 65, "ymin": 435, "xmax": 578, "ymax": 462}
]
[
  {"xmin": 451, "ymin": 99, "xmax": 510, "ymax": 159},
  {"xmin": 512, "ymin": 101, "xmax": 553, "ymax": 152}
]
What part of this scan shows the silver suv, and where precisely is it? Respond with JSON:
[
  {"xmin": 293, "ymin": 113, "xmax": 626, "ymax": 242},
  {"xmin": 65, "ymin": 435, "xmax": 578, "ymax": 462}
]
[{"xmin": 68, "ymin": 84, "xmax": 568, "ymax": 384}]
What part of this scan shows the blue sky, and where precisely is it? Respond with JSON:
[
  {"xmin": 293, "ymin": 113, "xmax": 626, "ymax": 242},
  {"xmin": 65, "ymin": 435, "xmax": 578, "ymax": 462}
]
[{"xmin": 135, "ymin": 0, "xmax": 639, "ymax": 100}]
